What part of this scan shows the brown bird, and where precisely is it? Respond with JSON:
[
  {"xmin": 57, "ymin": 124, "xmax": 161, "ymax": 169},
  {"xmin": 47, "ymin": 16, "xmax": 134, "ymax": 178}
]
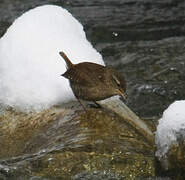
[{"xmin": 59, "ymin": 51, "xmax": 126, "ymax": 110}]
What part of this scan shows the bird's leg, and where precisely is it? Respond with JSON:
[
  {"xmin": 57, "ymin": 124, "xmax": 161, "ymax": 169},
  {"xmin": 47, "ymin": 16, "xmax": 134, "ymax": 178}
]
[
  {"xmin": 76, "ymin": 98, "xmax": 87, "ymax": 112},
  {"xmin": 93, "ymin": 101, "xmax": 101, "ymax": 108},
  {"xmin": 87, "ymin": 101, "xmax": 101, "ymax": 108}
]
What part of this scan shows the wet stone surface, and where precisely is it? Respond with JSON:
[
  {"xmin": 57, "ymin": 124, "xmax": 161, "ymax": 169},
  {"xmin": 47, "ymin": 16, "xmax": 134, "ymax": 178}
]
[{"xmin": 0, "ymin": 106, "xmax": 155, "ymax": 179}]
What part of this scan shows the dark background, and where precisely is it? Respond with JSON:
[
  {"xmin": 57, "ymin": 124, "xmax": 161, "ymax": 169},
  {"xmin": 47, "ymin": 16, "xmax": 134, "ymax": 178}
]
[{"xmin": 1, "ymin": 0, "xmax": 185, "ymax": 117}]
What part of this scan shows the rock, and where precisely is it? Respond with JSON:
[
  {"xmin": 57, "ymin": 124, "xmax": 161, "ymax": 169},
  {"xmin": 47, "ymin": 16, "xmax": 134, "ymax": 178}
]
[{"xmin": 0, "ymin": 102, "xmax": 155, "ymax": 179}]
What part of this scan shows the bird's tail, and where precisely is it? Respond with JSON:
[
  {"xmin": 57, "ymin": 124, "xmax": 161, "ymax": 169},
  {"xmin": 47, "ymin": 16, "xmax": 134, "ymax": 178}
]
[{"xmin": 59, "ymin": 51, "xmax": 73, "ymax": 69}]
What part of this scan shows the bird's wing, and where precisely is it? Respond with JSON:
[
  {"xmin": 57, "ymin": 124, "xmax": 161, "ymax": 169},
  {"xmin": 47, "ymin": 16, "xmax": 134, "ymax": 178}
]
[{"xmin": 62, "ymin": 62, "xmax": 106, "ymax": 87}]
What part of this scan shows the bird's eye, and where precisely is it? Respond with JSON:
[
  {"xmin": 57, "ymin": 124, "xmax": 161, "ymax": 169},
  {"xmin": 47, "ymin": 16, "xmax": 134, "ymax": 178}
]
[{"xmin": 112, "ymin": 75, "xmax": 121, "ymax": 87}]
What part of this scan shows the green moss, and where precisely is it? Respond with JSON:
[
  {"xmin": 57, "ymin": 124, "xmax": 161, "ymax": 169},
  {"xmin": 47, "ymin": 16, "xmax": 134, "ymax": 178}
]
[
  {"xmin": 31, "ymin": 151, "xmax": 154, "ymax": 179},
  {"xmin": 0, "ymin": 107, "xmax": 64, "ymax": 158}
]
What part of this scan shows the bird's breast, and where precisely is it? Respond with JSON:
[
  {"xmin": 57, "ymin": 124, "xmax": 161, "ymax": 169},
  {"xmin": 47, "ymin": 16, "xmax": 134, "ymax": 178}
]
[{"xmin": 70, "ymin": 83, "xmax": 115, "ymax": 101}]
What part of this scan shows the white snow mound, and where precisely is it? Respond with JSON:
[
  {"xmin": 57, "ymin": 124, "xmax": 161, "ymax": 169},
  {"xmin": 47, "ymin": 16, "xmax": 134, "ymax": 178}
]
[
  {"xmin": 0, "ymin": 5, "xmax": 104, "ymax": 112},
  {"xmin": 155, "ymin": 100, "xmax": 185, "ymax": 158}
]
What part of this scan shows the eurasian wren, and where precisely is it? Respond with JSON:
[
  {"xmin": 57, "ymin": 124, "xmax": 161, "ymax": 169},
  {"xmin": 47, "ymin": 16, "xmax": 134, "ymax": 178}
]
[{"xmin": 59, "ymin": 51, "xmax": 126, "ymax": 110}]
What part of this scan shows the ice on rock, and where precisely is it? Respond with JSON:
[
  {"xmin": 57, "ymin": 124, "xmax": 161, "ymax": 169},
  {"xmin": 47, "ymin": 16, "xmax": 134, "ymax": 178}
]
[
  {"xmin": 155, "ymin": 100, "xmax": 185, "ymax": 158},
  {"xmin": 0, "ymin": 5, "xmax": 104, "ymax": 112}
]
